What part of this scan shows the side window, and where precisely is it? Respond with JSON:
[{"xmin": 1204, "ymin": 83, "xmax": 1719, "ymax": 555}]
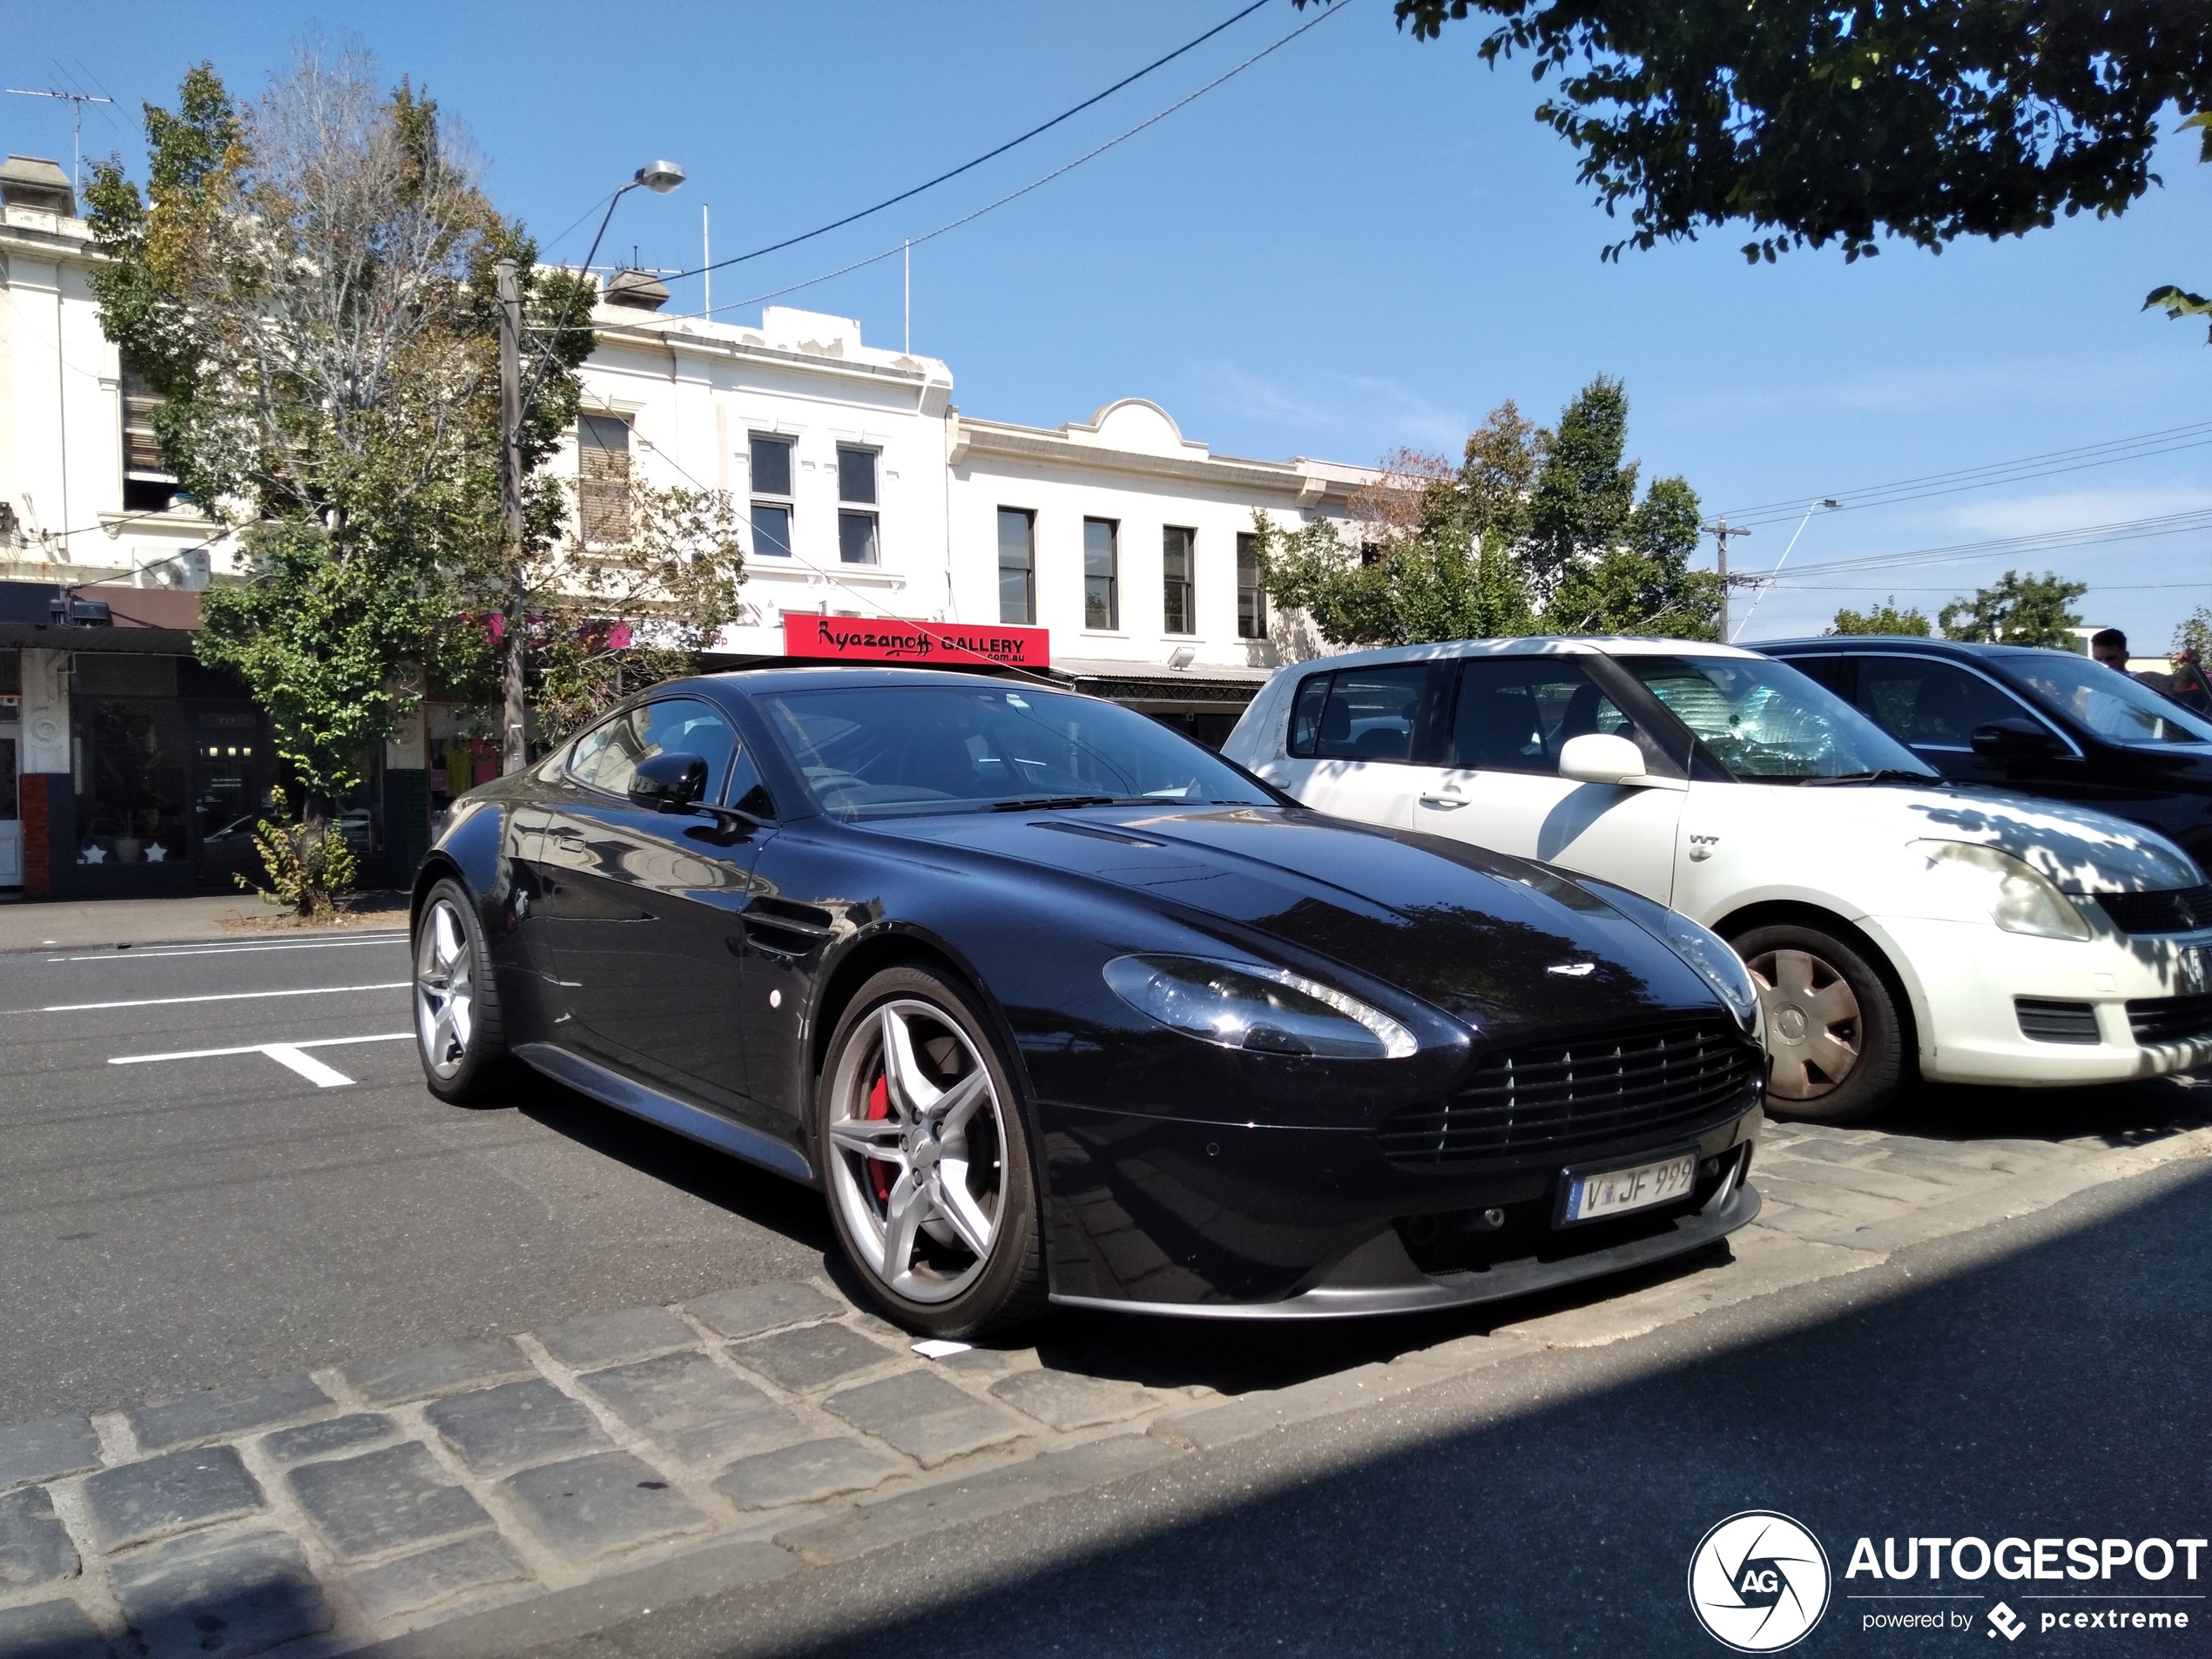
[
  {"xmin": 725, "ymin": 743, "xmax": 776, "ymax": 819},
  {"xmin": 1784, "ymin": 654, "xmax": 1854, "ymax": 699},
  {"xmin": 1447, "ymin": 658, "xmax": 1661, "ymax": 774},
  {"xmin": 1858, "ymin": 658, "xmax": 2033, "ymax": 750},
  {"xmin": 1286, "ymin": 664, "xmax": 1427, "ymax": 762},
  {"xmin": 567, "ymin": 698, "xmax": 737, "ymax": 801}
]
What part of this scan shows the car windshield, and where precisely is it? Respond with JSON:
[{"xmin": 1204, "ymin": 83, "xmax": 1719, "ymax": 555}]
[
  {"xmin": 759, "ymin": 684, "xmax": 1275, "ymax": 821},
  {"xmin": 1993, "ymin": 651, "xmax": 2212, "ymax": 746},
  {"xmin": 1623, "ymin": 656, "xmax": 1938, "ymax": 782}
]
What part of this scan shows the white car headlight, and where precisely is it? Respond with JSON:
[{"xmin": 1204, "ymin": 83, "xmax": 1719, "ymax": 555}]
[
  {"xmin": 1660, "ymin": 910, "xmax": 1764, "ymax": 1028},
  {"xmin": 1103, "ymin": 954, "xmax": 1418, "ymax": 1060},
  {"xmin": 1912, "ymin": 840, "xmax": 2091, "ymax": 941}
]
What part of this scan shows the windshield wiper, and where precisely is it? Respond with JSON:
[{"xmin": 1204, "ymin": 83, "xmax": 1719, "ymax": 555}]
[
  {"xmin": 1798, "ymin": 769, "xmax": 1943, "ymax": 787},
  {"xmin": 986, "ymin": 794, "xmax": 1124, "ymax": 813}
]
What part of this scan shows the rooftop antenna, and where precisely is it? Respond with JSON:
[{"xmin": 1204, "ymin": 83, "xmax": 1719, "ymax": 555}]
[{"xmin": 4, "ymin": 87, "xmax": 113, "ymax": 203}]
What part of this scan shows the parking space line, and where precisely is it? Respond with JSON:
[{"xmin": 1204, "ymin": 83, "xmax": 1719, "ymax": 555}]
[
  {"xmin": 37, "ymin": 981, "xmax": 408, "ymax": 1014},
  {"xmin": 47, "ymin": 935, "xmax": 407, "ymax": 963},
  {"xmin": 260, "ymin": 1045, "xmax": 361, "ymax": 1088},
  {"xmin": 108, "ymin": 1031, "xmax": 413, "ymax": 1089}
]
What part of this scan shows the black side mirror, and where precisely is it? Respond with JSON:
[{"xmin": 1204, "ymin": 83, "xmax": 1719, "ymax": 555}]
[
  {"xmin": 629, "ymin": 752, "xmax": 710, "ymax": 813},
  {"xmin": 1971, "ymin": 718, "xmax": 2061, "ymax": 762}
]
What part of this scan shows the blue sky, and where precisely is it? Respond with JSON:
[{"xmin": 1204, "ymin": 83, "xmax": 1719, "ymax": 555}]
[{"xmin": 12, "ymin": 0, "xmax": 2212, "ymax": 647}]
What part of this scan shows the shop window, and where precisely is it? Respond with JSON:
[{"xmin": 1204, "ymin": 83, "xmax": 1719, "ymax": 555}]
[
  {"xmin": 578, "ymin": 413, "xmax": 632, "ymax": 543},
  {"xmin": 75, "ymin": 699, "xmax": 186, "ymax": 865}
]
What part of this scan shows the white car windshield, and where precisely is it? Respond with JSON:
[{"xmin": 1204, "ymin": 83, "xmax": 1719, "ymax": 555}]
[
  {"xmin": 1993, "ymin": 651, "xmax": 2212, "ymax": 746},
  {"xmin": 760, "ymin": 685, "xmax": 1274, "ymax": 821},
  {"xmin": 1623, "ymin": 656, "xmax": 1939, "ymax": 782}
]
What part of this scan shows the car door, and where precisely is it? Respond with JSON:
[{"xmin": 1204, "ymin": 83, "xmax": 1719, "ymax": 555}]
[
  {"xmin": 1270, "ymin": 660, "xmax": 1440, "ymax": 829},
  {"xmin": 1405, "ymin": 655, "xmax": 1687, "ymax": 902},
  {"xmin": 536, "ymin": 697, "xmax": 768, "ymax": 1116}
]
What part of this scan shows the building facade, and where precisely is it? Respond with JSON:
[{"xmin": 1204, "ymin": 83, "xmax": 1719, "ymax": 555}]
[{"xmin": 0, "ymin": 147, "xmax": 1370, "ymax": 898}]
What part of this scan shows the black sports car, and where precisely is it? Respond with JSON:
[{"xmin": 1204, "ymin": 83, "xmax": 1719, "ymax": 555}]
[{"xmin": 410, "ymin": 668, "xmax": 1766, "ymax": 1335}]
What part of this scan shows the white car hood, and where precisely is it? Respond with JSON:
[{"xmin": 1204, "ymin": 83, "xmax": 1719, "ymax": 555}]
[{"xmin": 1853, "ymin": 783, "xmax": 2199, "ymax": 894}]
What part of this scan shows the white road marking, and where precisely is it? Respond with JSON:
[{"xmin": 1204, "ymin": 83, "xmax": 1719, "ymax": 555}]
[
  {"xmin": 260, "ymin": 1045, "xmax": 361, "ymax": 1088},
  {"xmin": 37, "ymin": 981, "xmax": 408, "ymax": 1014},
  {"xmin": 47, "ymin": 934, "xmax": 407, "ymax": 964},
  {"xmin": 109, "ymin": 1030, "xmax": 413, "ymax": 1089}
]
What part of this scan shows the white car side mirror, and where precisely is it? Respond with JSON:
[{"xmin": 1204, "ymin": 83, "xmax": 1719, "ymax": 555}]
[{"xmin": 1558, "ymin": 732, "xmax": 1649, "ymax": 786}]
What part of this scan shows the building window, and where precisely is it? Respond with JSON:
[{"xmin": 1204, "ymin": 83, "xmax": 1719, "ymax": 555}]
[
  {"xmin": 837, "ymin": 444, "xmax": 879, "ymax": 565},
  {"xmin": 1083, "ymin": 518, "xmax": 1119, "ymax": 631},
  {"xmin": 578, "ymin": 413, "xmax": 631, "ymax": 543},
  {"xmin": 120, "ymin": 361, "xmax": 177, "ymax": 514},
  {"xmin": 997, "ymin": 508, "xmax": 1035, "ymax": 625},
  {"xmin": 1163, "ymin": 526, "xmax": 1196, "ymax": 636},
  {"xmin": 1237, "ymin": 531, "xmax": 1268, "ymax": 639},
  {"xmin": 750, "ymin": 434, "xmax": 793, "ymax": 557}
]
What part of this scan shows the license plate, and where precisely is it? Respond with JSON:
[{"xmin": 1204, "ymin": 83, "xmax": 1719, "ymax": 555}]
[{"xmin": 1561, "ymin": 1152, "xmax": 1696, "ymax": 1224}]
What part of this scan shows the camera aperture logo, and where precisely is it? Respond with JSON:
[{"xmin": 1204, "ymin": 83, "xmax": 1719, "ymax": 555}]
[{"xmin": 1689, "ymin": 1511, "xmax": 1832, "ymax": 1652}]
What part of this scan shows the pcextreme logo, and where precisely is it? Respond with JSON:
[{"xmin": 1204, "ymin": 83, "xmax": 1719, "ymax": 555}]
[{"xmin": 1689, "ymin": 1511, "xmax": 1832, "ymax": 1652}]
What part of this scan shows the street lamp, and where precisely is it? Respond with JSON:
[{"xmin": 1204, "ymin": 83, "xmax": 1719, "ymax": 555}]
[
  {"xmin": 575, "ymin": 160, "xmax": 687, "ymax": 297},
  {"xmin": 1730, "ymin": 498, "xmax": 1842, "ymax": 643}
]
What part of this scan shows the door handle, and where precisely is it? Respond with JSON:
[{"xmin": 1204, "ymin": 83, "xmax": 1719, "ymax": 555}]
[{"xmin": 1418, "ymin": 793, "xmax": 1469, "ymax": 810}]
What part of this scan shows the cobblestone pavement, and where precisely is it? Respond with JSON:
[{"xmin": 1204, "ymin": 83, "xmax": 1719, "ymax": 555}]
[{"xmin": 3, "ymin": 1083, "xmax": 2208, "ymax": 1659}]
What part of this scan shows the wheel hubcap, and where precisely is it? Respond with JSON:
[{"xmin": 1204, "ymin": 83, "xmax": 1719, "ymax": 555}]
[
  {"xmin": 415, "ymin": 900, "xmax": 475, "ymax": 1080},
  {"xmin": 1746, "ymin": 948, "xmax": 1861, "ymax": 1101},
  {"xmin": 826, "ymin": 1000, "xmax": 1006, "ymax": 1305}
]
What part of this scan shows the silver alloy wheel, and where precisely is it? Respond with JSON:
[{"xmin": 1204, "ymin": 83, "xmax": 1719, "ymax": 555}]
[
  {"xmin": 826, "ymin": 999, "xmax": 1006, "ymax": 1305},
  {"xmin": 1746, "ymin": 947, "xmax": 1861, "ymax": 1100},
  {"xmin": 415, "ymin": 900, "xmax": 475, "ymax": 1080}
]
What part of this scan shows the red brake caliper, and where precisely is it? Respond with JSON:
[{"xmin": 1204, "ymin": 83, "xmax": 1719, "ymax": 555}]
[{"xmin": 866, "ymin": 1073, "xmax": 893, "ymax": 1204}]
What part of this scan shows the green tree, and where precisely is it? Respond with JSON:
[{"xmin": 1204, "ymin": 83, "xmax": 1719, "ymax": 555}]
[
  {"xmin": 2145, "ymin": 114, "xmax": 2212, "ymax": 342},
  {"xmin": 1307, "ymin": 1, "xmax": 2212, "ymax": 263},
  {"xmin": 1253, "ymin": 379, "xmax": 1712, "ymax": 647},
  {"xmin": 1828, "ymin": 599, "xmax": 1932, "ymax": 637},
  {"xmin": 85, "ymin": 50, "xmax": 598, "ymax": 813},
  {"xmin": 1937, "ymin": 571, "xmax": 2087, "ymax": 649}
]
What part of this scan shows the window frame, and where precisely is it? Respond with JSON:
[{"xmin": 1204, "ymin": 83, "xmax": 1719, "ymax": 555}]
[
  {"xmin": 1236, "ymin": 531, "xmax": 1267, "ymax": 640},
  {"xmin": 996, "ymin": 507, "xmax": 1035, "ymax": 626},
  {"xmin": 748, "ymin": 433, "xmax": 796, "ymax": 559},
  {"xmin": 1162, "ymin": 525, "xmax": 1196, "ymax": 637},
  {"xmin": 836, "ymin": 444, "xmax": 880, "ymax": 566},
  {"xmin": 1285, "ymin": 662, "xmax": 1444, "ymax": 766},
  {"xmin": 1442, "ymin": 655, "xmax": 1676, "ymax": 778},
  {"xmin": 577, "ymin": 412, "xmax": 633, "ymax": 545},
  {"xmin": 1083, "ymin": 516, "xmax": 1120, "ymax": 631}
]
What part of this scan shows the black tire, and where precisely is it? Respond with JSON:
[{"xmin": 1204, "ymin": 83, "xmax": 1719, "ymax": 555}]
[
  {"xmin": 412, "ymin": 878, "xmax": 514, "ymax": 1104},
  {"xmin": 1731, "ymin": 921, "xmax": 1905, "ymax": 1125},
  {"xmin": 816, "ymin": 966, "xmax": 1047, "ymax": 1338}
]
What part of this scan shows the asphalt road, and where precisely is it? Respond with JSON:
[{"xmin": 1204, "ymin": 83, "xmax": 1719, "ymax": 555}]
[
  {"xmin": 0, "ymin": 932, "xmax": 829, "ymax": 1422},
  {"xmin": 536, "ymin": 1155, "xmax": 2212, "ymax": 1659}
]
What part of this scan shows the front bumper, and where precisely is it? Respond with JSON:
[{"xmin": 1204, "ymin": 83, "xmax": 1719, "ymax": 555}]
[
  {"xmin": 1870, "ymin": 915, "xmax": 2212, "ymax": 1086},
  {"xmin": 1038, "ymin": 1098, "xmax": 1760, "ymax": 1315}
]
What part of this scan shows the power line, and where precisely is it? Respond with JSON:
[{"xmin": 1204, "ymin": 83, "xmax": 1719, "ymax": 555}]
[
  {"xmin": 1719, "ymin": 421, "xmax": 2212, "ymax": 528},
  {"xmin": 663, "ymin": 0, "xmax": 1282, "ymax": 287},
  {"xmin": 1760, "ymin": 509, "xmax": 2212, "ymax": 583}
]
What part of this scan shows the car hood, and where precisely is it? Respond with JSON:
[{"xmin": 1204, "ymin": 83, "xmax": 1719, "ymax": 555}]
[
  {"xmin": 867, "ymin": 805, "xmax": 1726, "ymax": 1035},
  {"xmin": 1799, "ymin": 782, "xmax": 2202, "ymax": 893}
]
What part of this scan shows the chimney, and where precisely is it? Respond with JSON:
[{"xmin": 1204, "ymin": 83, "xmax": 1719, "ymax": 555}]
[{"xmin": 0, "ymin": 155, "xmax": 74, "ymax": 217}]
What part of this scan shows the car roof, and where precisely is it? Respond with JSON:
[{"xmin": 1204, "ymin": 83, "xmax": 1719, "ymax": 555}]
[
  {"xmin": 1760, "ymin": 636, "xmax": 2074, "ymax": 662},
  {"xmin": 653, "ymin": 664, "xmax": 1110, "ymax": 701},
  {"xmin": 1279, "ymin": 636, "xmax": 1769, "ymax": 675}
]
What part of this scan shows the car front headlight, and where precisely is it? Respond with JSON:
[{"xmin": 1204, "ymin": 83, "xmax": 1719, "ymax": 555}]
[
  {"xmin": 1659, "ymin": 910, "xmax": 1763, "ymax": 1028},
  {"xmin": 1912, "ymin": 840, "xmax": 2091, "ymax": 941},
  {"xmin": 1103, "ymin": 954, "xmax": 1418, "ymax": 1059}
]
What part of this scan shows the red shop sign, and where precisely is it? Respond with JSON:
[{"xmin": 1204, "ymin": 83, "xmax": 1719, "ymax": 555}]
[{"xmin": 782, "ymin": 614, "xmax": 1050, "ymax": 669}]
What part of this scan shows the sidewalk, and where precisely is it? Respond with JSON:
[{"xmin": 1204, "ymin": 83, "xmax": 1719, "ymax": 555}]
[{"xmin": 0, "ymin": 893, "xmax": 409, "ymax": 952}]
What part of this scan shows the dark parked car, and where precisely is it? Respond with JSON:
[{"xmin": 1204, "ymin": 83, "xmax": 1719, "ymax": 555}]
[
  {"xmin": 1764, "ymin": 636, "xmax": 2212, "ymax": 879},
  {"xmin": 410, "ymin": 668, "xmax": 1764, "ymax": 1335}
]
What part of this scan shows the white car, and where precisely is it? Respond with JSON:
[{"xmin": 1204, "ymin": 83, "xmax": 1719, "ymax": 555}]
[{"xmin": 1223, "ymin": 637, "xmax": 2212, "ymax": 1122}]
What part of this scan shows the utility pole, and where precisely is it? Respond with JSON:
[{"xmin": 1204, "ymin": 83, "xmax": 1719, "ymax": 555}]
[
  {"xmin": 496, "ymin": 258, "xmax": 529, "ymax": 775},
  {"xmin": 5, "ymin": 88, "xmax": 111, "ymax": 202},
  {"xmin": 1708, "ymin": 517, "xmax": 1751, "ymax": 640}
]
